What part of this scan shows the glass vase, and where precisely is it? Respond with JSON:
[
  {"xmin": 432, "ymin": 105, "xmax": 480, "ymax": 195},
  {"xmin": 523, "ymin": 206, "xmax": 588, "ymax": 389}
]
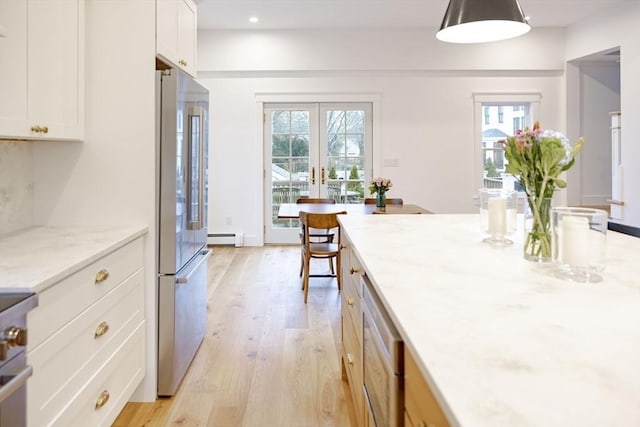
[
  {"xmin": 524, "ymin": 197, "xmax": 552, "ymax": 262},
  {"xmin": 376, "ymin": 192, "xmax": 386, "ymax": 208}
]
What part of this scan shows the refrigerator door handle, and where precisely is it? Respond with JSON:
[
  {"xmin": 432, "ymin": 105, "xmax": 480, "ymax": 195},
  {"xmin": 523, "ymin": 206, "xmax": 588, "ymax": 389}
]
[
  {"xmin": 176, "ymin": 249, "xmax": 212, "ymax": 284},
  {"xmin": 187, "ymin": 106, "xmax": 205, "ymax": 230}
]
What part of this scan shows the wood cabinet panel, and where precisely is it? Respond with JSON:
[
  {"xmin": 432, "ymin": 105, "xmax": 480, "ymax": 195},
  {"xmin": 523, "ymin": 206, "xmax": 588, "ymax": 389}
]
[{"xmin": 405, "ymin": 347, "xmax": 450, "ymax": 427}]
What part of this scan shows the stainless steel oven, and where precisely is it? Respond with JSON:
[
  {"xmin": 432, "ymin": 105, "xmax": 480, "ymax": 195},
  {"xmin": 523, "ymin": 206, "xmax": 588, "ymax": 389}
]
[
  {"xmin": 0, "ymin": 293, "xmax": 38, "ymax": 427},
  {"xmin": 361, "ymin": 275, "xmax": 403, "ymax": 427}
]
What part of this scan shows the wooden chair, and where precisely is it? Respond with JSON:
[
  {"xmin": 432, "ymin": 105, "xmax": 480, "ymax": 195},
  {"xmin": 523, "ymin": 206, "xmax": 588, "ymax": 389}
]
[
  {"xmin": 296, "ymin": 198, "xmax": 336, "ymax": 276},
  {"xmin": 364, "ymin": 197, "xmax": 404, "ymax": 205},
  {"xmin": 299, "ymin": 211, "xmax": 346, "ymax": 303}
]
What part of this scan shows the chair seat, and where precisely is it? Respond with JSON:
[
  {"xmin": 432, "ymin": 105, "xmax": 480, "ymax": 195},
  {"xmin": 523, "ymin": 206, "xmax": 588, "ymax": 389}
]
[{"xmin": 307, "ymin": 242, "xmax": 340, "ymax": 254}]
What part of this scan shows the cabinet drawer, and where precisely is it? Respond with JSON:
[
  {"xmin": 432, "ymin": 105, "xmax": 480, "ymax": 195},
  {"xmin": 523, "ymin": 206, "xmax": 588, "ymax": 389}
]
[
  {"xmin": 28, "ymin": 237, "xmax": 144, "ymax": 349},
  {"xmin": 341, "ymin": 273, "xmax": 362, "ymax": 345},
  {"xmin": 27, "ymin": 269, "xmax": 144, "ymax": 427},
  {"xmin": 405, "ymin": 347, "xmax": 450, "ymax": 427},
  {"xmin": 342, "ymin": 248, "xmax": 364, "ymax": 298},
  {"xmin": 51, "ymin": 322, "xmax": 146, "ymax": 427},
  {"xmin": 342, "ymin": 314, "xmax": 364, "ymax": 427}
]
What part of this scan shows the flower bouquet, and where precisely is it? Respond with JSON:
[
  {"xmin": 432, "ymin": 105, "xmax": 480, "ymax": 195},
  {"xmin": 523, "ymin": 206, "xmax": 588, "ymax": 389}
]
[
  {"xmin": 501, "ymin": 122, "xmax": 584, "ymax": 262},
  {"xmin": 368, "ymin": 177, "xmax": 392, "ymax": 207}
]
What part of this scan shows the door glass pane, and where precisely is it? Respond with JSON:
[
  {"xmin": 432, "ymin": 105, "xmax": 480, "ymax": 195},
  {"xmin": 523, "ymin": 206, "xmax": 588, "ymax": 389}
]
[
  {"xmin": 326, "ymin": 109, "xmax": 366, "ymax": 203},
  {"xmin": 346, "ymin": 110, "xmax": 364, "ymax": 133},
  {"xmin": 270, "ymin": 110, "xmax": 310, "ymax": 229}
]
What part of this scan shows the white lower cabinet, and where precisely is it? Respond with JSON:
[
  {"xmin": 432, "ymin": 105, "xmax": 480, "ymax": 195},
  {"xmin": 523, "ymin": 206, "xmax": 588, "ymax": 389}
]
[{"xmin": 26, "ymin": 237, "xmax": 145, "ymax": 427}]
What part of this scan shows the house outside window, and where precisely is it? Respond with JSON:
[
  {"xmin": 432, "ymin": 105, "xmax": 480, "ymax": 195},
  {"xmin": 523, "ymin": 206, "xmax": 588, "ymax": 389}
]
[{"xmin": 473, "ymin": 93, "xmax": 541, "ymax": 192}]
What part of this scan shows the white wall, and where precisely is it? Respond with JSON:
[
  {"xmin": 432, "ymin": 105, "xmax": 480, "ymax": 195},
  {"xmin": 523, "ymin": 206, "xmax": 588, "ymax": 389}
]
[
  {"xmin": 198, "ymin": 28, "xmax": 566, "ymax": 245},
  {"xmin": 32, "ymin": 0, "xmax": 158, "ymax": 401},
  {"xmin": 565, "ymin": 0, "xmax": 640, "ymax": 226}
]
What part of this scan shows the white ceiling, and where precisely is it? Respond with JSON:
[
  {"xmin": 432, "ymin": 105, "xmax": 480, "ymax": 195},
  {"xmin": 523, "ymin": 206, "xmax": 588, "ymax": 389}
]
[{"xmin": 197, "ymin": 0, "xmax": 627, "ymax": 30}]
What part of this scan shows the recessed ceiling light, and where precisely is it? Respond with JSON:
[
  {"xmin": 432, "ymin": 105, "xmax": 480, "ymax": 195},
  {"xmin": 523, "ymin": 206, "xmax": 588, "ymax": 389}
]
[{"xmin": 249, "ymin": 16, "xmax": 259, "ymax": 24}]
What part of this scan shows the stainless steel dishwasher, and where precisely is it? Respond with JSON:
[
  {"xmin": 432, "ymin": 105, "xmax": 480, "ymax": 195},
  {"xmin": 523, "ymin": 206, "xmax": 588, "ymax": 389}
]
[{"xmin": 361, "ymin": 274, "xmax": 404, "ymax": 427}]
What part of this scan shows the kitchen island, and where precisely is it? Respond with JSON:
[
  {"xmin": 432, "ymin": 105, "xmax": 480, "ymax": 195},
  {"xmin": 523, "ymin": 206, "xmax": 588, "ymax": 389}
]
[{"xmin": 338, "ymin": 214, "xmax": 640, "ymax": 427}]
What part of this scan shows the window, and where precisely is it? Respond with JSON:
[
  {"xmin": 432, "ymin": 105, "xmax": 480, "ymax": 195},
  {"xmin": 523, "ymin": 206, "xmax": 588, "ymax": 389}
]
[{"xmin": 473, "ymin": 93, "xmax": 541, "ymax": 192}]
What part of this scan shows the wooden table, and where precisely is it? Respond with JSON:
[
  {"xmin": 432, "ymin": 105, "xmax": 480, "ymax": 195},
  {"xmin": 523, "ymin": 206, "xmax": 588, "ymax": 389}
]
[{"xmin": 277, "ymin": 203, "xmax": 432, "ymax": 219}]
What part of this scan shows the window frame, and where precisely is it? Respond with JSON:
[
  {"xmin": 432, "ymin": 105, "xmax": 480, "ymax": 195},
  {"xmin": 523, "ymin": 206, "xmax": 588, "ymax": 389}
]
[{"xmin": 473, "ymin": 92, "xmax": 541, "ymax": 193}]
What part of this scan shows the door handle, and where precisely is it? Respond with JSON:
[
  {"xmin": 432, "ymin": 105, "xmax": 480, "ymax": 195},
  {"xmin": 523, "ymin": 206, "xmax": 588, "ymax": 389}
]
[
  {"xmin": 311, "ymin": 167, "xmax": 316, "ymax": 185},
  {"xmin": 321, "ymin": 167, "xmax": 326, "ymax": 184}
]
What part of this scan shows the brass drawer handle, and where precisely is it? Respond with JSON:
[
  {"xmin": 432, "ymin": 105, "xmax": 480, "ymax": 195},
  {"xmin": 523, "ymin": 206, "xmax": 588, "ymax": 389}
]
[
  {"xmin": 349, "ymin": 267, "xmax": 359, "ymax": 275},
  {"xmin": 94, "ymin": 321, "xmax": 109, "ymax": 339},
  {"xmin": 346, "ymin": 353, "xmax": 354, "ymax": 366},
  {"xmin": 340, "ymin": 244, "xmax": 347, "ymax": 250},
  {"xmin": 30, "ymin": 125, "xmax": 49, "ymax": 134},
  {"xmin": 347, "ymin": 297, "xmax": 354, "ymax": 307},
  {"xmin": 95, "ymin": 390, "xmax": 110, "ymax": 410},
  {"xmin": 95, "ymin": 269, "xmax": 109, "ymax": 284}
]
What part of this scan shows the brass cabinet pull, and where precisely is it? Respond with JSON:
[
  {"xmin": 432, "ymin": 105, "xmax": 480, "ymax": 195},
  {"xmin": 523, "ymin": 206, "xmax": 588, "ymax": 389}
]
[
  {"xmin": 346, "ymin": 353, "xmax": 354, "ymax": 366},
  {"xmin": 311, "ymin": 167, "xmax": 316, "ymax": 185},
  {"xmin": 339, "ymin": 244, "xmax": 347, "ymax": 250},
  {"xmin": 30, "ymin": 125, "xmax": 49, "ymax": 134},
  {"xmin": 321, "ymin": 167, "xmax": 326, "ymax": 184},
  {"xmin": 95, "ymin": 269, "xmax": 109, "ymax": 284},
  {"xmin": 349, "ymin": 267, "xmax": 359, "ymax": 275},
  {"xmin": 94, "ymin": 321, "xmax": 109, "ymax": 339},
  {"xmin": 95, "ymin": 390, "xmax": 110, "ymax": 410},
  {"xmin": 347, "ymin": 297, "xmax": 354, "ymax": 307},
  {"xmin": 179, "ymin": 59, "xmax": 188, "ymax": 66}
]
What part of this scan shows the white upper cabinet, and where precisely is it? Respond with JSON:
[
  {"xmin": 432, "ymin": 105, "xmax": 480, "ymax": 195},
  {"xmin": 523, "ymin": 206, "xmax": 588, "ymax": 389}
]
[
  {"xmin": 157, "ymin": 0, "xmax": 197, "ymax": 76},
  {"xmin": 0, "ymin": 0, "xmax": 84, "ymax": 141}
]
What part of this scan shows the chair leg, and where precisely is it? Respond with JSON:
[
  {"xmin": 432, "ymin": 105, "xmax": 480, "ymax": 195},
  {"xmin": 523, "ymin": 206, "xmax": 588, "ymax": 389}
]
[
  {"xmin": 328, "ymin": 258, "xmax": 334, "ymax": 274},
  {"xmin": 303, "ymin": 254, "xmax": 311, "ymax": 303},
  {"xmin": 299, "ymin": 250, "xmax": 304, "ymax": 277}
]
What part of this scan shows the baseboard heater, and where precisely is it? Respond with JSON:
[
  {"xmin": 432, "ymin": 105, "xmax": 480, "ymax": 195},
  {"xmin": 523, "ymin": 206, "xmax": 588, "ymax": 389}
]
[{"xmin": 208, "ymin": 232, "xmax": 243, "ymax": 247}]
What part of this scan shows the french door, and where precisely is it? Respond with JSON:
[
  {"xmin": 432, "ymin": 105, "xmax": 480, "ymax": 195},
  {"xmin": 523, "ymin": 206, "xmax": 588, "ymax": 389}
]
[{"xmin": 264, "ymin": 102, "xmax": 373, "ymax": 244}]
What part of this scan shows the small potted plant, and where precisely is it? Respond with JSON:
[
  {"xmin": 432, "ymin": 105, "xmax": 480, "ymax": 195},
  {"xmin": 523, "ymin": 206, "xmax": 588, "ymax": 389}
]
[{"xmin": 368, "ymin": 177, "xmax": 392, "ymax": 207}]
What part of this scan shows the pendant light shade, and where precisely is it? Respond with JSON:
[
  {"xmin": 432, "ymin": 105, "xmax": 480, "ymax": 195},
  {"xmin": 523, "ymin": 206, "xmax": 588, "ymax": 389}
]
[{"xmin": 436, "ymin": 0, "xmax": 530, "ymax": 43}]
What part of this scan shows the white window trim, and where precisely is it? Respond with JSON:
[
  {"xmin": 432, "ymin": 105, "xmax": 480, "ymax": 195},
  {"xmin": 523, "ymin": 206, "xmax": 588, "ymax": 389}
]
[{"xmin": 472, "ymin": 92, "xmax": 541, "ymax": 195}]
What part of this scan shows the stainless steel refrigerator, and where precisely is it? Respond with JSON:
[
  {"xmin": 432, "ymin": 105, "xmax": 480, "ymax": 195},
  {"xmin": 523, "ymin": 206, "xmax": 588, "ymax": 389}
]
[{"xmin": 156, "ymin": 67, "xmax": 211, "ymax": 397}]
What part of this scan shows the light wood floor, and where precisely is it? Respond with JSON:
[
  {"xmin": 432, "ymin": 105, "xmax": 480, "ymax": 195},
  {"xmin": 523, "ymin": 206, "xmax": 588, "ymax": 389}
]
[{"xmin": 112, "ymin": 246, "xmax": 355, "ymax": 427}]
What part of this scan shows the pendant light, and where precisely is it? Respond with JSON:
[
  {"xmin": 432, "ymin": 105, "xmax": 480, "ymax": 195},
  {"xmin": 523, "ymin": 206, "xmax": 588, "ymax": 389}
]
[{"xmin": 436, "ymin": 0, "xmax": 530, "ymax": 43}]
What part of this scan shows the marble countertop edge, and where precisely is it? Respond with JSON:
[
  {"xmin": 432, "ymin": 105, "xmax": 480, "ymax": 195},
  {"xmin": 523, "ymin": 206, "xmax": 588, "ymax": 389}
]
[{"xmin": 0, "ymin": 225, "xmax": 149, "ymax": 294}]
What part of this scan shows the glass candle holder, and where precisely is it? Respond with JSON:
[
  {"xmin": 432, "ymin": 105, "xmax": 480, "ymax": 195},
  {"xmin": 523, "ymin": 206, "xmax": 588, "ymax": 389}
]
[
  {"xmin": 479, "ymin": 189, "xmax": 518, "ymax": 246},
  {"xmin": 551, "ymin": 207, "xmax": 607, "ymax": 283}
]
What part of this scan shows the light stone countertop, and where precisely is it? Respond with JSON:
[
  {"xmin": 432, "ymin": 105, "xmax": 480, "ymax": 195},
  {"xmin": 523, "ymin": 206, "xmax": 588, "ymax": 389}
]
[
  {"xmin": 338, "ymin": 214, "xmax": 640, "ymax": 427},
  {"xmin": 0, "ymin": 225, "xmax": 148, "ymax": 293}
]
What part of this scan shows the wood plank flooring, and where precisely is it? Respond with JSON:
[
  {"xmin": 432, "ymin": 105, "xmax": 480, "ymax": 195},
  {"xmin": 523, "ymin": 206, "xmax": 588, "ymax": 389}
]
[{"xmin": 112, "ymin": 246, "xmax": 355, "ymax": 427}]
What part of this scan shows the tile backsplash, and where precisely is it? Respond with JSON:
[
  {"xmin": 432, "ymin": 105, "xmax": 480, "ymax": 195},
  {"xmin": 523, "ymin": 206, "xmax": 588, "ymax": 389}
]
[{"xmin": 0, "ymin": 141, "xmax": 33, "ymax": 236}]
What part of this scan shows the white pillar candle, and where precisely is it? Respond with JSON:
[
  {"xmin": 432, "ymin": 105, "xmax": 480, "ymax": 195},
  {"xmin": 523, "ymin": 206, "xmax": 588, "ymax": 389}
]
[
  {"xmin": 561, "ymin": 215, "xmax": 590, "ymax": 267},
  {"xmin": 488, "ymin": 197, "xmax": 507, "ymax": 235}
]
